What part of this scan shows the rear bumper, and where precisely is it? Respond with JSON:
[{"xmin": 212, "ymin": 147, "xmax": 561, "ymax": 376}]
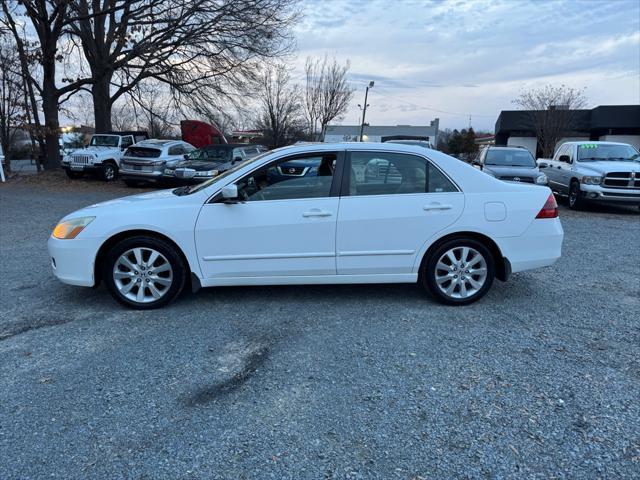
[
  {"xmin": 496, "ymin": 218, "xmax": 564, "ymax": 274},
  {"xmin": 120, "ymin": 167, "xmax": 164, "ymax": 182},
  {"xmin": 47, "ymin": 236, "xmax": 98, "ymax": 287}
]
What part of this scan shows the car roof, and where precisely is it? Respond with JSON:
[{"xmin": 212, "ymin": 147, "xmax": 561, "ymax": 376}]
[
  {"xmin": 135, "ymin": 139, "xmax": 185, "ymax": 147},
  {"xmin": 561, "ymin": 141, "xmax": 632, "ymax": 146},
  {"xmin": 270, "ymin": 142, "xmax": 439, "ymax": 156},
  {"xmin": 486, "ymin": 146, "xmax": 528, "ymax": 150}
]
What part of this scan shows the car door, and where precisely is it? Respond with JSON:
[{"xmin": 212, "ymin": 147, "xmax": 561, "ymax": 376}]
[
  {"xmin": 557, "ymin": 144, "xmax": 575, "ymax": 193},
  {"xmin": 336, "ymin": 150, "xmax": 464, "ymax": 275},
  {"xmin": 545, "ymin": 144, "xmax": 565, "ymax": 190},
  {"xmin": 195, "ymin": 151, "xmax": 344, "ymax": 279}
]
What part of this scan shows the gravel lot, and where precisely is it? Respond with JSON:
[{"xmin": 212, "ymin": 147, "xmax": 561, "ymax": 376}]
[{"xmin": 1, "ymin": 178, "xmax": 639, "ymax": 479}]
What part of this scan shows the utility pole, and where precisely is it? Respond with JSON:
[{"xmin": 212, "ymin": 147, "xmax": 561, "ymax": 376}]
[{"xmin": 358, "ymin": 81, "xmax": 374, "ymax": 141}]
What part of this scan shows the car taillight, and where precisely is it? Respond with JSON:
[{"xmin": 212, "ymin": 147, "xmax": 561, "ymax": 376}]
[{"xmin": 536, "ymin": 193, "xmax": 559, "ymax": 219}]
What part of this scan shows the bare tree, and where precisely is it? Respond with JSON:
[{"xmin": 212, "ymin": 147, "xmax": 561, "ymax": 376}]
[
  {"xmin": 67, "ymin": 0, "xmax": 298, "ymax": 133},
  {"xmin": 305, "ymin": 55, "xmax": 354, "ymax": 140},
  {"xmin": 0, "ymin": 33, "xmax": 27, "ymax": 172},
  {"xmin": 1, "ymin": 0, "xmax": 96, "ymax": 169},
  {"xmin": 513, "ymin": 84, "xmax": 588, "ymax": 158},
  {"xmin": 257, "ymin": 65, "xmax": 305, "ymax": 148}
]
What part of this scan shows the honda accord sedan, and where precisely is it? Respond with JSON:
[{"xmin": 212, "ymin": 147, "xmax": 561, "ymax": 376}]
[{"xmin": 48, "ymin": 143, "xmax": 563, "ymax": 309}]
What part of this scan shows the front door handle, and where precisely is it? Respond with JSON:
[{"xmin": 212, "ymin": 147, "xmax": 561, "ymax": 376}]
[
  {"xmin": 303, "ymin": 209, "xmax": 332, "ymax": 218},
  {"xmin": 423, "ymin": 203, "xmax": 453, "ymax": 211}
]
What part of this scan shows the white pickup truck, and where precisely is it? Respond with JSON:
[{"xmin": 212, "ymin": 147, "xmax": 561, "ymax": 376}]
[
  {"xmin": 62, "ymin": 132, "xmax": 148, "ymax": 181},
  {"xmin": 537, "ymin": 141, "xmax": 640, "ymax": 210}
]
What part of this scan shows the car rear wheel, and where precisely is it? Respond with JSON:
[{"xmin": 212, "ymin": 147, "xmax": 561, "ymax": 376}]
[
  {"xmin": 104, "ymin": 236, "xmax": 187, "ymax": 309},
  {"xmin": 421, "ymin": 238, "xmax": 495, "ymax": 305},
  {"xmin": 568, "ymin": 181, "xmax": 583, "ymax": 210},
  {"xmin": 102, "ymin": 162, "xmax": 118, "ymax": 182}
]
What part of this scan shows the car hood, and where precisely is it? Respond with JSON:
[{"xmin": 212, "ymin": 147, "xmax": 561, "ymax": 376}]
[
  {"xmin": 483, "ymin": 165, "xmax": 540, "ymax": 176},
  {"xmin": 576, "ymin": 161, "xmax": 640, "ymax": 175},
  {"xmin": 73, "ymin": 146, "xmax": 119, "ymax": 155},
  {"xmin": 63, "ymin": 189, "xmax": 182, "ymax": 220}
]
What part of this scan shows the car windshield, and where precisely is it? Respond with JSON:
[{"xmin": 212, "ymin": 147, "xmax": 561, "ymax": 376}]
[
  {"xmin": 485, "ymin": 149, "xmax": 536, "ymax": 167},
  {"xmin": 577, "ymin": 144, "xmax": 639, "ymax": 162},
  {"xmin": 174, "ymin": 151, "xmax": 272, "ymax": 195},
  {"xmin": 90, "ymin": 135, "xmax": 120, "ymax": 147},
  {"xmin": 188, "ymin": 147, "xmax": 232, "ymax": 162}
]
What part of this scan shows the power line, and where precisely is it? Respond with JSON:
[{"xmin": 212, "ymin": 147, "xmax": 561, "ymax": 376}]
[{"xmin": 360, "ymin": 83, "xmax": 496, "ymax": 119}]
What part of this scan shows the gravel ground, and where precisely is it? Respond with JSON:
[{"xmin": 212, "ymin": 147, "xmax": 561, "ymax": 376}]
[{"xmin": 1, "ymin": 178, "xmax": 639, "ymax": 479}]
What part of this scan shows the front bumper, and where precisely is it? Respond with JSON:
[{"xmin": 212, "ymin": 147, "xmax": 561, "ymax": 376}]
[
  {"xmin": 580, "ymin": 185, "xmax": 640, "ymax": 205},
  {"xmin": 47, "ymin": 236, "xmax": 98, "ymax": 287},
  {"xmin": 62, "ymin": 163, "xmax": 105, "ymax": 173}
]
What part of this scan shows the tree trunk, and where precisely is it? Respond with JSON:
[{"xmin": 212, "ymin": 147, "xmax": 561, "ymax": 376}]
[
  {"xmin": 41, "ymin": 69, "xmax": 60, "ymax": 170},
  {"xmin": 92, "ymin": 73, "xmax": 113, "ymax": 133}
]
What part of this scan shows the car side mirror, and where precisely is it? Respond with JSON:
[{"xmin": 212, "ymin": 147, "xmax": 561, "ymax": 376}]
[
  {"xmin": 538, "ymin": 162, "xmax": 548, "ymax": 168},
  {"xmin": 558, "ymin": 155, "xmax": 570, "ymax": 163},
  {"xmin": 183, "ymin": 154, "xmax": 190, "ymax": 159},
  {"xmin": 221, "ymin": 184, "xmax": 239, "ymax": 203},
  {"xmin": 174, "ymin": 167, "xmax": 196, "ymax": 179},
  {"xmin": 233, "ymin": 157, "xmax": 242, "ymax": 163}
]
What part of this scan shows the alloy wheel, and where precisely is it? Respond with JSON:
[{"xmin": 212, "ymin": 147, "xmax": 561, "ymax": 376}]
[
  {"xmin": 434, "ymin": 246, "xmax": 488, "ymax": 299},
  {"xmin": 112, "ymin": 247, "xmax": 173, "ymax": 303},
  {"xmin": 104, "ymin": 165, "xmax": 116, "ymax": 181}
]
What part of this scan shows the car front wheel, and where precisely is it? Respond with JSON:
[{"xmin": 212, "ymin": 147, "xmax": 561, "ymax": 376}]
[
  {"xmin": 568, "ymin": 181, "xmax": 583, "ymax": 210},
  {"xmin": 104, "ymin": 236, "xmax": 187, "ymax": 309},
  {"xmin": 421, "ymin": 238, "xmax": 495, "ymax": 305},
  {"xmin": 102, "ymin": 163, "xmax": 118, "ymax": 182}
]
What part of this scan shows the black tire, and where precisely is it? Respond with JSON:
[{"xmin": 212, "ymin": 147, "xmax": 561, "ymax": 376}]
[
  {"xmin": 420, "ymin": 237, "xmax": 495, "ymax": 306},
  {"xmin": 568, "ymin": 181, "xmax": 583, "ymax": 210},
  {"xmin": 124, "ymin": 179, "xmax": 140, "ymax": 188},
  {"xmin": 103, "ymin": 236, "xmax": 187, "ymax": 309},
  {"xmin": 102, "ymin": 162, "xmax": 118, "ymax": 182},
  {"xmin": 65, "ymin": 169, "xmax": 83, "ymax": 179}
]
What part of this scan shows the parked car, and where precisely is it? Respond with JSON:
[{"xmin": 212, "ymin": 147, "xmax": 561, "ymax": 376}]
[
  {"xmin": 164, "ymin": 144, "xmax": 267, "ymax": 183},
  {"xmin": 48, "ymin": 142, "xmax": 563, "ymax": 309},
  {"xmin": 120, "ymin": 140, "xmax": 195, "ymax": 187},
  {"xmin": 538, "ymin": 141, "xmax": 640, "ymax": 209},
  {"xmin": 474, "ymin": 146, "xmax": 548, "ymax": 185},
  {"xmin": 62, "ymin": 131, "xmax": 148, "ymax": 181}
]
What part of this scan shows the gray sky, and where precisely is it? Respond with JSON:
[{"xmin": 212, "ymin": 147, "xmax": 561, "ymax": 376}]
[{"xmin": 291, "ymin": 0, "xmax": 640, "ymax": 131}]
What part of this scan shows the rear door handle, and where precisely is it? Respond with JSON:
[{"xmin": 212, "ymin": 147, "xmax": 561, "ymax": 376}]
[
  {"xmin": 303, "ymin": 209, "xmax": 332, "ymax": 218},
  {"xmin": 423, "ymin": 203, "xmax": 452, "ymax": 211}
]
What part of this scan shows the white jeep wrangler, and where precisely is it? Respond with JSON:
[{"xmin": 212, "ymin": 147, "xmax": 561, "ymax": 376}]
[{"xmin": 62, "ymin": 132, "xmax": 147, "ymax": 181}]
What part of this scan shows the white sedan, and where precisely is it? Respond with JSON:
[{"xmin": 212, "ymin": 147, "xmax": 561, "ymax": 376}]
[{"xmin": 48, "ymin": 142, "xmax": 563, "ymax": 309}]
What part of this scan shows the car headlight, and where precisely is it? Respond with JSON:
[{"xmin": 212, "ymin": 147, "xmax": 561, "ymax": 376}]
[
  {"xmin": 52, "ymin": 216, "xmax": 95, "ymax": 239},
  {"xmin": 535, "ymin": 173, "xmax": 548, "ymax": 185},
  {"xmin": 152, "ymin": 160, "xmax": 166, "ymax": 166},
  {"xmin": 581, "ymin": 175, "xmax": 602, "ymax": 185},
  {"xmin": 62, "ymin": 156, "xmax": 71, "ymax": 164}
]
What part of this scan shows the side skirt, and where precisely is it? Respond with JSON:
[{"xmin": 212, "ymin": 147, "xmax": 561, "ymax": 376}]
[{"xmin": 200, "ymin": 273, "xmax": 418, "ymax": 288}]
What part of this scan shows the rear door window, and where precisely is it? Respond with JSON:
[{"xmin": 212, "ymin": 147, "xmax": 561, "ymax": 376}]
[{"xmin": 348, "ymin": 151, "xmax": 457, "ymax": 196}]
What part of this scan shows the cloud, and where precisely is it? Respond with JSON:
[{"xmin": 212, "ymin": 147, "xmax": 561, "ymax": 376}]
[{"xmin": 294, "ymin": 0, "xmax": 640, "ymax": 130}]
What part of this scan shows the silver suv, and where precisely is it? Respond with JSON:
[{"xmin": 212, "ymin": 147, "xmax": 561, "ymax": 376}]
[{"xmin": 120, "ymin": 140, "xmax": 195, "ymax": 186}]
